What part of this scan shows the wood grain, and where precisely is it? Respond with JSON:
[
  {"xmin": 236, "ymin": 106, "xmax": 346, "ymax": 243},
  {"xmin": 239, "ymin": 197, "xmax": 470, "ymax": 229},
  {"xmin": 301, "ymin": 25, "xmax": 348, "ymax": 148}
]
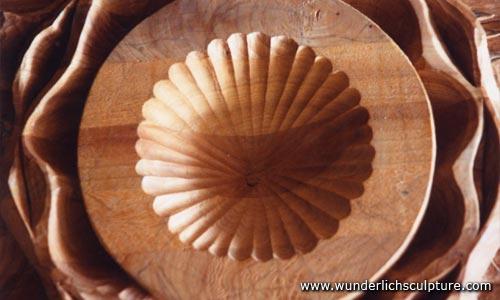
[
  {"xmin": 2, "ymin": 0, "xmax": 171, "ymax": 298},
  {"xmin": 78, "ymin": 0, "xmax": 434, "ymax": 298},
  {"xmin": 0, "ymin": 0, "xmax": 498, "ymax": 299},
  {"xmin": 0, "ymin": 216, "xmax": 49, "ymax": 299},
  {"xmin": 345, "ymin": 0, "xmax": 498, "ymax": 298},
  {"xmin": 136, "ymin": 33, "xmax": 374, "ymax": 262}
]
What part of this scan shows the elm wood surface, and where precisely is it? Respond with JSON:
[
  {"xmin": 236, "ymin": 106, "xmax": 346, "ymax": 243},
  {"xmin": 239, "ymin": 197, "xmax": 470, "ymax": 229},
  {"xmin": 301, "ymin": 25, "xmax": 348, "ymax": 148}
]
[
  {"xmin": 2, "ymin": 0, "xmax": 172, "ymax": 298},
  {"xmin": 0, "ymin": 216, "xmax": 48, "ymax": 299},
  {"xmin": 429, "ymin": 0, "xmax": 500, "ymax": 230},
  {"xmin": 77, "ymin": 0, "xmax": 434, "ymax": 298},
  {"xmin": 398, "ymin": 0, "xmax": 483, "ymax": 285},
  {"xmin": 415, "ymin": 1, "xmax": 499, "ymax": 296},
  {"xmin": 0, "ymin": 2, "xmax": 79, "ymax": 298},
  {"xmin": 344, "ymin": 2, "xmax": 497, "ymax": 297},
  {"xmin": 447, "ymin": 1, "xmax": 500, "ymax": 298},
  {"xmin": 424, "ymin": 1, "xmax": 500, "ymax": 297},
  {"xmin": 426, "ymin": 0, "xmax": 482, "ymax": 85},
  {"xmin": 136, "ymin": 33, "xmax": 375, "ymax": 262},
  {"xmin": 461, "ymin": 0, "xmax": 500, "ymax": 55},
  {"xmin": 0, "ymin": 0, "xmax": 498, "ymax": 299},
  {"xmin": 422, "ymin": 0, "xmax": 499, "ymax": 233}
]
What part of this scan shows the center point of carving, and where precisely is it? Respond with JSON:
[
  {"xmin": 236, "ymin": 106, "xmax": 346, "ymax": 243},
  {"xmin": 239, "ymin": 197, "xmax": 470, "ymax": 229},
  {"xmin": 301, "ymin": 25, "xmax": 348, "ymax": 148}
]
[{"xmin": 245, "ymin": 174, "xmax": 260, "ymax": 187}]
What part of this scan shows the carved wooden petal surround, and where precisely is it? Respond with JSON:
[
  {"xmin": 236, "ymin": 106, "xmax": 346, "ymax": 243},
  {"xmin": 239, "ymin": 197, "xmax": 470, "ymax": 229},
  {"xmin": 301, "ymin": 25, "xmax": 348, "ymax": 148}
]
[{"xmin": 136, "ymin": 32, "xmax": 374, "ymax": 261}]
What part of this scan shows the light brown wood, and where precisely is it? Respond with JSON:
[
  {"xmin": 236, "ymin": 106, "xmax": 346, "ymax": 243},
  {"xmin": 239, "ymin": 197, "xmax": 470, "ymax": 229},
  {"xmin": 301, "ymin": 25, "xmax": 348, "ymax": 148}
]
[
  {"xmin": 1, "ymin": 0, "xmax": 498, "ymax": 299},
  {"xmin": 344, "ymin": 0, "xmax": 498, "ymax": 298},
  {"xmin": 437, "ymin": 1, "xmax": 500, "ymax": 298},
  {"xmin": 0, "ymin": 217, "xmax": 48, "ymax": 299},
  {"xmin": 1, "ymin": 0, "xmax": 171, "ymax": 298},
  {"xmin": 136, "ymin": 33, "xmax": 373, "ymax": 262},
  {"xmin": 77, "ymin": 0, "xmax": 434, "ymax": 298}
]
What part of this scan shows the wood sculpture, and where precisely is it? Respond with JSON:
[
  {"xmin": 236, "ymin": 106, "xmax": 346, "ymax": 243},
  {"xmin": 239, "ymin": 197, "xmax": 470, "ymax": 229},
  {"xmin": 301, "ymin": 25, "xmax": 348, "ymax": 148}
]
[
  {"xmin": 136, "ymin": 33, "xmax": 372, "ymax": 261},
  {"xmin": 344, "ymin": 2, "xmax": 499, "ymax": 298},
  {"xmin": 0, "ymin": 0, "xmax": 498, "ymax": 299},
  {"xmin": 78, "ymin": 1, "xmax": 434, "ymax": 297}
]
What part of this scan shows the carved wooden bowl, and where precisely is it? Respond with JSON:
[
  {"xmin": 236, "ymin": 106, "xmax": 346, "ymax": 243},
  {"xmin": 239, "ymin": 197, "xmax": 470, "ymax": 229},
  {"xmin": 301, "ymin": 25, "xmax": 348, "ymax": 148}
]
[
  {"xmin": 136, "ymin": 32, "xmax": 372, "ymax": 261},
  {"xmin": 77, "ymin": 0, "xmax": 435, "ymax": 298}
]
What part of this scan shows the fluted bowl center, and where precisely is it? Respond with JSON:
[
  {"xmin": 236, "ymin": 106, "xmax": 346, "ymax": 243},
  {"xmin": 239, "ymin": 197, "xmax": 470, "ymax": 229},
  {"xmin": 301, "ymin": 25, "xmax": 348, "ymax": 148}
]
[{"xmin": 135, "ymin": 32, "xmax": 374, "ymax": 261}]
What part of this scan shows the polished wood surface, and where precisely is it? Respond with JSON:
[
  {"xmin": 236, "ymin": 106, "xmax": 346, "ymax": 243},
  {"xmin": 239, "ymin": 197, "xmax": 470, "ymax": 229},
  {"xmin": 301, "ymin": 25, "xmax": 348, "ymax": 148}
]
[
  {"xmin": 137, "ymin": 33, "xmax": 373, "ymax": 262},
  {"xmin": 0, "ymin": 0, "xmax": 498, "ymax": 299},
  {"xmin": 78, "ymin": 1, "xmax": 434, "ymax": 298},
  {"xmin": 346, "ymin": 0, "xmax": 499, "ymax": 298}
]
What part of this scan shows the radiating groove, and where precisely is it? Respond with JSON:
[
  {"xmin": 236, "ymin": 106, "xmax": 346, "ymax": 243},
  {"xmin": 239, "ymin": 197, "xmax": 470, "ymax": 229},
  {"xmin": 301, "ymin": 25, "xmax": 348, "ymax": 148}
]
[
  {"xmin": 262, "ymin": 197, "xmax": 295, "ymax": 259},
  {"xmin": 282, "ymin": 158, "xmax": 374, "ymax": 173},
  {"xmin": 275, "ymin": 173, "xmax": 353, "ymax": 205},
  {"xmin": 178, "ymin": 197, "xmax": 239, "ymax": 244},
  {"xmin": 138, "ymin": 123, "xmax": 243, "ymax": 174},
  {"xmin": 271, "ymin": 195, "xmax": 318, "ymax": 254},
  {"xmin": 251, "ymin": 198, "xmax": 272, "ymax": 261},
  {"xmin": 135, "ymin": 139, "xmax": 216, "ymax": 170},
  {"xmin": 208, "ymin": 200, "xmax": 248, "ymax": 257},
  {"xmin": 144, "ymin": 93, "xmax": 246, "ymax": 171},
  {"xmin": 227, "ymin": 33, "xmax": 253, "ymax": 138},
  {"xmin": 268, "ymin": 46, "xmax": 316, "ymax": 133},
  {"xmin": 142, "ymin": 98, "xmax": 191, "ymax": 132},
  {"xmin": 153, "ymin": 80, "xmax": 244, "ymax": 164},
  {"xmin": 330, "ymin": 144, "xmax": 376, "ymax": 165},
  {"xmin": 291, "ymin": 120, "xmax": 368, "ymax": 166},
  {"xmin": 271, "ymin": 105, "xmax": 368, "ymax": 162},
  {"xmin": 291, "ymin": 71, "xmax": 350, "ymax": 127},
  {"xmin": 168, "ymin": 196, "xmax": 232, "ymax": 234},
  {"xmin": 259, "ymin": 124, "xmax": 371, "ymax": 172},
  {"xmin": 207, "ymin": 39, "xmax": 244, "ymax": 137},
  {"xmin": 287, "ymin": 128, "xmax": 373, "ymax": 168},
  {"xmin": 185, "ymin": 51, "xmax": 237, "ymax": 136},
  {"xmin": 310, "ymin": 89, "xmax": 363, "ymax": 124},
  {"xmin": 247, "ymin": 32, "xmax": 270, "ymax": 136},
  {"xmin": 136, "ymin": 159, "xmax": 230, "ymax": 179},
  {"xmin": 142, "ymin": 176, "xmax": 237, "ymax": 196},
  {"xmin": 186, "ymin": 51, "xmax": 246, "ymax": 156},
  {"xmin": 191, "ymin": 190, "xmax": 250, "ymax": 251},
  {"xmin": 279, "ymin": 56, "xmax": 332, "ymax": 131},
  {"xmin": 228, "ymin": 198, "xmax": 255, "ymax": 260},
  {"xmin": 262, "ymin": 36, "xmax": 298, "ymax": 133},
  {"xmin": 137, "ymin": 128, "xmax": 235, "ymax": 175},
  {"xmin": 259, "ymin": 107, "xmax": 370, "ymax": 172},
  {"xmin": 266, "ymin": 176, "xmax": 346, "ymax": 221},
  {"xmin": 153, "ymin": 80, "xmax": 206, "ymax": 131},
  {"xmin": 136, "ymin": 32, "xmax": 374, "ymax": 261},
  {"xmin": 263, "ymin": 181, "xmax": 339, "ymax": 239},
  {"xmin": 270, "ymin": 176, "xmax": 351, "ymax": 220},
  {"xmin": 167, "ymin": 63, "xmax": 221, "ymax": 130},
  {"xmin": 152, "ymin": 184, "xmax": 236, "ymax": 216}
]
